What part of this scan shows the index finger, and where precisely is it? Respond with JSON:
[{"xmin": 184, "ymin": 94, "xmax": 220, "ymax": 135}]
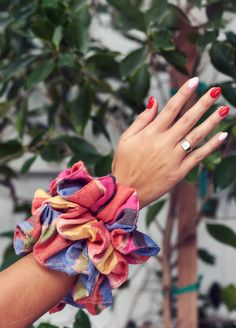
[{"xmin": 152, "ymin": 77, "xmax": 199, "ymax": 131}]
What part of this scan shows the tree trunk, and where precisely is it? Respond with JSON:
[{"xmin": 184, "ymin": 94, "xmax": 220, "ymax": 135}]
[
  {"xmin": 169, "ymin": 21, "xmax": 199, "ymax": 328},
  {"xmin": 176, "ymin": 182, "xmax": 198, "ymax": 328}
]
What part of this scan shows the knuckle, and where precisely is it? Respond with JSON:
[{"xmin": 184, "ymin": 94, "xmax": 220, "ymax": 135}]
[
  {"xmin": 167, "ymin": 170, "xmax": 180, "ymax": 183},
  {"xmin": 166, "ymin": 99, "xmax": 177, "ymax": 113},
  {"xmin": 210, "ymin": 137, "xmax": 218, "ymax": 149},
  {"xmin": 199, "ymin": 96, "xmax": 211, "ymax": 108},
  {"xmin": 190, "ymin": 133, "xmax": 201, "ymax": 145},
  {"xmin": 179, "ymin": 87, "xmax": 189, "ymax": 98},
  {"xmin": 120, "ymin": 132, "xmax": 126, "ymax": 140},
  {"xmin": 194, "ymin": 151, "xmax": 204, "ymax": 163},
  {"xmin": 182, "ymin": 112, "xmax": 193, "ymax": 126},
  {"xmin": 136, "ymin": 113, "xmax": 145, "ymax": 122},
  {"xmin": 207, "ymin": 117, "xmax": 216, "ymax": 129},
  {"xmin": 119, "ymin": 131, "xmax": 129, "ymax": 142}
]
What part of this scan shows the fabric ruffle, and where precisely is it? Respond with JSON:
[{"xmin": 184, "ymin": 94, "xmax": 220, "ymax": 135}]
[{"xmin": 13, "ymin": 161, "xmax": 160, "ymax": 314}]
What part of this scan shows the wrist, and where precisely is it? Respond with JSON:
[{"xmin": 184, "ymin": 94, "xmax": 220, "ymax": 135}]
[{"xmin": 112, "ymin": 172, "xmax": 145, "ymax": 209}]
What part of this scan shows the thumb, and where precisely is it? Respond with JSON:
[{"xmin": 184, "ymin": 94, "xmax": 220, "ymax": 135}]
[{"xmin": 122, "ymin": 96, "xmax": 158, "ymax": 140}]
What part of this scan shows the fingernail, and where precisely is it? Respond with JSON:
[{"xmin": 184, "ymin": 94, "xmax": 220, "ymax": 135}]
[
  {"xmin": 147, "ymin": 96, "xmax": 155, "ymax": 109},
  {"xmin": 210, "ymin": 87, "xmax": 221, "ymax": 99},
  {"xmin": 219, "ymin": 105, "xmax": 230, "ymax": 117},
  {"xmin": 187, "ymin": 77, "xmax": 199, "ymax": 88},
  {"xmin": 218, "ymin": 132, "xmax": 228, "ymax": 141}
]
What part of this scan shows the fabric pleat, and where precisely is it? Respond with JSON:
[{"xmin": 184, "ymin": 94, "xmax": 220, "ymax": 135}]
[{"xmin": 14, "ymin": 161, "xmax": 160, "ymax": 314}]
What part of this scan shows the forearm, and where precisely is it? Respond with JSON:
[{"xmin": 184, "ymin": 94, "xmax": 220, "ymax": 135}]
[{"xmin": 0, "ymin": 253, "xmax": 76, "ymax": 328}]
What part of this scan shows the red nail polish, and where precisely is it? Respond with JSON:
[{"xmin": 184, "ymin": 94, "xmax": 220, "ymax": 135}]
[
  {"xmin": 147, "ymin": 96, "xmax": 154, "ymax": 109},
  {"xmin": 210, "ymin": 87, "xmax": 221, "ymax": 98},
  {"xmin": 219, "ymin": 106, "xmax": 230, "ymax": 117}
]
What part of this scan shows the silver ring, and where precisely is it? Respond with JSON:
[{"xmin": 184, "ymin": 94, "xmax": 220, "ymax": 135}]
[{"xmin": 180, "ymin": 138, "xmax": 192, "ymax": 153}]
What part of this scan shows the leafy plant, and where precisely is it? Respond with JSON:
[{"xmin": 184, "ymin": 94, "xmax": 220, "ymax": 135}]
[{"xmin": 0, "ymin": 0, "xmax": 236, "ymax": 327}]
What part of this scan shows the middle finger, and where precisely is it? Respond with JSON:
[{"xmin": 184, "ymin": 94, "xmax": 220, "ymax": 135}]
[
  {"xmin": 175, "ymin": 104, "xmax": 230, "ymax": 158},
  {"xmin": 168, "ymin": 86, "xmax": 222, "ymax": 143}
]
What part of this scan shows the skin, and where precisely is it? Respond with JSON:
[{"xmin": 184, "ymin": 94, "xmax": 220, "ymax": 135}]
[
  {"xmin": 112, "ymin": 79, "xmax": 228, "ymax": 207},
  {"xmin": 0, "ymin": 79, "xmax": 229, "ymax": 327}
]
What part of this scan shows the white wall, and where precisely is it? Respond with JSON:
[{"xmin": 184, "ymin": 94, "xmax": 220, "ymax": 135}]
[{"xmin": 1, "ymin": 6, "xmax": 236, "ymax": 328}]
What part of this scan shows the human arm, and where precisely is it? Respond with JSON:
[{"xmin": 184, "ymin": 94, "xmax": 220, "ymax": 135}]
[
  {"xmin": 0, "ymin": 78, "xmax": 229, "ymax": 327},
  {"xmin": 0, "ymin": 253, "xmax": 76, "ymax": 328}
]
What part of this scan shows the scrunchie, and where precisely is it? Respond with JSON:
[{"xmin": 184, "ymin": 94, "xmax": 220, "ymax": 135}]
[{"xmin": 13, "ymin": 161, "xmax": 160, "ymax": 314}]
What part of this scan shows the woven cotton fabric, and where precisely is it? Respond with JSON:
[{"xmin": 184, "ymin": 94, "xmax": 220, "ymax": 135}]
[{"xmin": 13, "ymin": 161, "xmax": 160, "ymax": 314}]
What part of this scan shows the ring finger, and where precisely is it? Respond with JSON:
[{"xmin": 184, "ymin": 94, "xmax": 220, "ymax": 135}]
[
  {"xmin": 169, "ymin": 86, "xmax": 222, "ymax": 143},
  {"xmin": 175, "ymin": 105, "xmax": 230, "ymax": 158}
]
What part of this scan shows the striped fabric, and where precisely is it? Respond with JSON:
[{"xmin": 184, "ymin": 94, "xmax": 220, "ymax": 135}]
[{"xmin": 13, "ymin": 161, "xmax": 160, "ymax": 314}]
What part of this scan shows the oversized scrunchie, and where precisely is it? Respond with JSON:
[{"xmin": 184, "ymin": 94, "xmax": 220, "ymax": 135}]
[{"xmin": 13, "ymin": 161, "xmax": 160, "ymax": 315}]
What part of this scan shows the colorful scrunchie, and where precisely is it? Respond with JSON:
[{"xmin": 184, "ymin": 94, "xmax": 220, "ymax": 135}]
[{"xmin": 13, "ymin": 161, "xmax": 160, "ymax": 315}]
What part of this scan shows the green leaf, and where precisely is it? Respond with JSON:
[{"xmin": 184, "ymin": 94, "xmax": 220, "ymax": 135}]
[
  {"xmin": 146, "ymin": 199, "xmax": 166, "ymax": 228},
  {"xmin": 220, "ymin": 81, "xmax": 236, "ymax": 107},
  {"xmin": 0, "ymin": 231, "xmax": 14, "ymax": 239},
  {"xmin": 58, "ymin": 53, "xmax": 77, "ymax": 68},
  {"xmin": 221, "ymin": 284, "xmax": 236, "ymax": 312},
  {"xmin": 16, "ymin": 103, "xmax": 27, "ymax": 138},
  {"xmin": 206, "ymin": 223, "xmax": 236, "ymax": 248},
  {"xmin": 146, "ymin": 0, "xmax": 168, "ymax": 26},
  {"xmin": 202, "ymin": 198, "xmax": 219, "ymax": 217},
  {"xmin": 152, "ymin": 4, "xmax": 189, "ymax": 30},
  {"xmin": 118, "ymin": 279, "xmax": 130, "ymax": 289},
  {"xmin": 21, "ymin": 155, "xmax": 37, "ymax": 174},
  {"xmin": 0, "ymin": 55, "xmax": 37, "ymax": 81},
  {"xmin": 26, "ymin": 59, "xmax": 55, "ymax": 90},
  {"xmin": 198, "ymin": 248, "xmax": 215, "ymax": 265},
  {"xmin": 129, "ymin": 64, "xmax": 150, "ymax": 103},
  {"xmin": 203, "ymin": 151, "xmax": 221, "ymax": 171},
  {"xmin": 0, "ymin": 243, "xmax": 20, "ymax": 271},
  {"xmin": 95, "ymin": 154, "xmax": 113, "ymax": 176},
  {"xmin": 40, "ymin": 141, "xmax": 64, "ymax": 162},
  {"xmin": 31, "ymin": 17, "xmax": 54, "ymax": 41},
  {"xmin": 152, "ymin": 31, "xmax": 175, "ymax": 52},
  {"xmin": 70, "ymin": 85, "xmax": 93, "ymax": 135},
  {"xmin": 91, "ymin": 116, "xmax": 111, "ymax": 143},
  {"xmin": 185, "ymin": 165, "xmax": 199, "ymax": 183},
  {"xmin": 107, "ymin": 0, "xmax": 146, "ymax": 31},
  {"xmin": 73, "ymin": 310, "xmax": 91, "ymax": 328},
  {"xmin": 67, "ymin": 4, "xmax": 91, "ymax": 53},
  {"xmin": 42, "ymin": 0, "xmax": 66, "ymax": 26},
  {"xmin": 36, "ymin": 323, "xmax": 59, "ymax": 328},
  {"xmin": 197, "ymin": 30, "xmax": 218, "ymax": 50},
  {"xmin": 106, "ymin": 0, "xmax": 125, "ymax": 11},
  {"xmin": 0, "ymin": 140, "xmax": 23, "ymax": 160},
  {"xmin": 52, "ymin": 26, "xmax": 62, "ymax": 51},
  {"xmin": 206, "ymin": 1, "xmax": 224, "ymax": 28},
  {"xmin": 86, "ymin": 53, "xmax": 120, "ymax": 79},
  {"xmin": 63, "ymin": 136, "xmax": 97, "ymax": 155},
  {"xmin": 120, "ymin": 46, "xmax": 148, "ymax": 79},
  {"xmin": 226, "ymin": 31, "xmax": 236, "ymax": 48},
  {"xmin": 41, "ymin": 0, "xmax": 60, "ymax": 9},
  {"xmin": 161, "ymin": 50, "xmax": 188, "ymax": 75},
  {"xmin": 213, "ymin": 155, "xmax": 236, "ymax": 192},
  {"xmin": 64, "ymin": 136, "xmax": 101, "ymax": 165},
  {"xmin": 0, "ymin": 101, "xmax": 13, "ymax": 118},
  {"xmin": 0, "ymin": 165, "xmax": 17, "ymax": 178},
  {"xmin": 210, "ymin": 41, "xmax": 236, "ymax": 80}
]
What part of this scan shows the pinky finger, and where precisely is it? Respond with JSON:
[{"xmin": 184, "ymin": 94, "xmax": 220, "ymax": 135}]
[{"xmin": 180, "ymin": 131, "xmax": 228, "ymax": 176}]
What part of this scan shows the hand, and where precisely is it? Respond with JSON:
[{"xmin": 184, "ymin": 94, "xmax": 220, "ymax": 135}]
[{"xmin": 112, "ymin": 77, "xmax": 229, "ymax": 208}]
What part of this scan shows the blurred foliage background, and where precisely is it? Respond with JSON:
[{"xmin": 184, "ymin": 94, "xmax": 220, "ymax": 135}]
[{"xmin": 0, "ymin": 0, "xmax": 236, "ymax": 327}]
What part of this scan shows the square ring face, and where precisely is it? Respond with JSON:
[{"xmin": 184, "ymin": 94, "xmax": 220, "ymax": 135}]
[{"xmin": 181, "ymin": 139, "xmax": 192, "ymax": 152}]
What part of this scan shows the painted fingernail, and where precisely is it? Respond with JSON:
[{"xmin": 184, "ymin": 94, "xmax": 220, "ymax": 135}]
[
  {"xmin": 218, "ymin": 132, "xmax": 228, "ymax": 141},
  {"xmin": 210, "ymin": 87, "xmax": 221, "ymax": 99},
  {"xmin": 219, "ymin": 105, "xmax": 230, "ymax": 117},
  {"xmin": 147, "ymin": 96, "xmax": 155, "ymax": 109},
  {"xmin": 187, "ymin": 77, "xmax": 199, "ymax": 88}
]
